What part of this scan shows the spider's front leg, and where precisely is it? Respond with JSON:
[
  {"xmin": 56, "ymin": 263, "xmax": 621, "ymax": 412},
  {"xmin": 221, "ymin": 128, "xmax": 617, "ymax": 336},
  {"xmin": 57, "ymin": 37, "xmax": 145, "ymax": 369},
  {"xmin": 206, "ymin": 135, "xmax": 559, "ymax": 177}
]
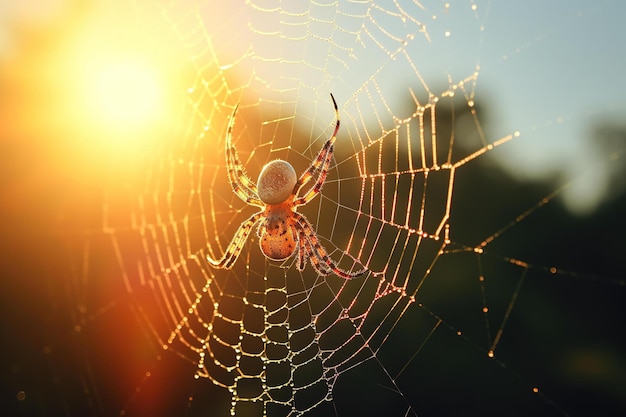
[
  {"xmin": 206, "ymin": 212, "xmax": 263, "ymax": 269},
  {"xmin": 295, "ymin": 233, "xmax": 332, "ymax": 275},
  {"xmin": 293, "ymin": 212, "xmax": 367, "ymax": 279},
  {"xmin": 295, "ymin": 234, "xmax": 308, "ymax": 272}
]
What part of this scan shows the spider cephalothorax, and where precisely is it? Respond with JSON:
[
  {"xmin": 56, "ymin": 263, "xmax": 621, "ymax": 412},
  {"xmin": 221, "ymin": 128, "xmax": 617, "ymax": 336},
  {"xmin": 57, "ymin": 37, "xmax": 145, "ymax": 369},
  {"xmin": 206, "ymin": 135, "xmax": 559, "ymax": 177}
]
[{"xmin": 206, "ymin": 94, "xmax": 366, "ymax": 278}]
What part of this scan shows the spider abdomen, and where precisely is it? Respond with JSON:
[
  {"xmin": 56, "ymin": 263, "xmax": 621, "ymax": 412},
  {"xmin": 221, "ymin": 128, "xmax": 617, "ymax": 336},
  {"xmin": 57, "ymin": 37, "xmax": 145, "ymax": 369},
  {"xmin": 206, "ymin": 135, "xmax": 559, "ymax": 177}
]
[
  {"xmin": 259, "ymin": 204, "xmax": 297, "ymax": 260},
  {"xmin": 257, "ymin": 160, "xmax": 297, "ymax": 205},
  {"xmin": 208, "ymin": 94, "xmax": 366, "ymax": 278}
]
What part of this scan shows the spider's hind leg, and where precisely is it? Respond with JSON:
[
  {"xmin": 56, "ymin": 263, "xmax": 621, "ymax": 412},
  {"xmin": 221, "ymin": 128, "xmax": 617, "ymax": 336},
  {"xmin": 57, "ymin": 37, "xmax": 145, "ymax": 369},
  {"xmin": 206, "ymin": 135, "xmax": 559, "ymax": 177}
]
[
  {"xmin": 224, "ymin": 104, "xmax": 264, "ymax": 207},
  {"xmin": 294, "ymin": 94, "xmax": 341, "ymax": 207}
]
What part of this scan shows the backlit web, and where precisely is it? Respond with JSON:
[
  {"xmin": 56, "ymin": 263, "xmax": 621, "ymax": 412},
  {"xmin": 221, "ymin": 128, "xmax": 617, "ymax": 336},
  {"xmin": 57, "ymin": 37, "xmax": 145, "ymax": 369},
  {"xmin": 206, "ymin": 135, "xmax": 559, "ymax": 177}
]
[{"xmin": 39, "ymin": 1, "xmax": 625, "ymax": 417}]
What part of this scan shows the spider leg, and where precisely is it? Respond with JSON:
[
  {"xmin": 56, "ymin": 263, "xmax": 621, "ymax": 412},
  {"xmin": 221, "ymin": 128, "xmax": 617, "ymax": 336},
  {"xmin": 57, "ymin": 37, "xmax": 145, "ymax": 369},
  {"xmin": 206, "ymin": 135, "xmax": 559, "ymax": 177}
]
[
  {"xmin": 293, "ymin": 212, "xmax": 367, "ymax": 279},
  {"xmin": 302, "ymin": 234, "xmax": 335, "ymax": 276},
  {"xmin": 294, "ymin": 141, "xmax": 334, "ymax": 195},
  {"xmin": 294, "ymin": 93, "xmax": 340, "ymax": 207},
  {"xmin": 225, "ymin": 104, "xmax": 264, "ymax": 207},
  {"xmin": 207, "ymin": 211, "xmax": 263, "ymax": 269},
  {"xmin": 295, "ymin": 230, "xmax": 333, "ymax": 275},
  {"xmin": 295, "ymin": 232, "xmax": 307, "ymax": 271}
]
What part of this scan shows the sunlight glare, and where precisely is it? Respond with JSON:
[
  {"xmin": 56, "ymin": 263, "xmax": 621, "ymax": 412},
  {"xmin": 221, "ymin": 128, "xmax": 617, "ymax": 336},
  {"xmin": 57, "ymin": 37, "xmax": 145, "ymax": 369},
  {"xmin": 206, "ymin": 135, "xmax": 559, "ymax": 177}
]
[{"xmin": 87, "ymin": 59, "xmax": 163, "ymax": 130}]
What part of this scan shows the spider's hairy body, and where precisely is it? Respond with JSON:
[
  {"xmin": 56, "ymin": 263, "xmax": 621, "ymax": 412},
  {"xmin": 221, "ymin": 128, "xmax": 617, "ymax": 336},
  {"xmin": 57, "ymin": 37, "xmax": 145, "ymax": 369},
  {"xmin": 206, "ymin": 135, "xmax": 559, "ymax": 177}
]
[
  {"xmin": 206, "ymin": 94, "xmax": 367, "ymax": 279},
  {"xmin": 257, "ymin": 160, "xmax": 297, "ymax": 205},
  {"xmin": 259, "ymin": 197, "xmax": 298, "ymax": 260}
]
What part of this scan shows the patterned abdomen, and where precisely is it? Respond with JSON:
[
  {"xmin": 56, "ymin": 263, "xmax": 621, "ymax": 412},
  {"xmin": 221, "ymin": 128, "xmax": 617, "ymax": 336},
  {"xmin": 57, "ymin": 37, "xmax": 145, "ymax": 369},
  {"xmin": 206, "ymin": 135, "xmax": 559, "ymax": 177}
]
[{"xmin": 259, "ymin": 202, "xmax": 298, "ymax": 260}]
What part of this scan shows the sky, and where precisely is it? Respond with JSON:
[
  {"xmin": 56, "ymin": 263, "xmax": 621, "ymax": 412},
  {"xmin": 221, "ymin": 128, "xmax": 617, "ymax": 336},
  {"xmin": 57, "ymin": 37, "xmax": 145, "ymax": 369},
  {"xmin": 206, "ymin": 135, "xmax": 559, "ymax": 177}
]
[
  {"xmin": 471, "ymin": 1, "xmax": 626, "ymax": 214},
  {"xmin": 1, "ymin": 0, "xmax": 625, "ymax": 213}
]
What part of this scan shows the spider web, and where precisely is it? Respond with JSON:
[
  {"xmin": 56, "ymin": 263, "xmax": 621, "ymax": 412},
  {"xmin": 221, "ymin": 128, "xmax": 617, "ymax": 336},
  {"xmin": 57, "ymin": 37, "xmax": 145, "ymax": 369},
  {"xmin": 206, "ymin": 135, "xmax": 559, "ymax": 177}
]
[{"xmin": 6, "ymin": 1, "xmax": 626, "ymax": 417}]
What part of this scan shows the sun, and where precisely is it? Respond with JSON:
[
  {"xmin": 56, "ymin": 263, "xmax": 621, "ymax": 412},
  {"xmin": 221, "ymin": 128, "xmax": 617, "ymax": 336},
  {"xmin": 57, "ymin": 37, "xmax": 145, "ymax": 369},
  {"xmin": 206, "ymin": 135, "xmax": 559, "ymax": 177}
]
[{"xmin": 86, "ymin": 59, "xmax": 164, "ymax": 130}]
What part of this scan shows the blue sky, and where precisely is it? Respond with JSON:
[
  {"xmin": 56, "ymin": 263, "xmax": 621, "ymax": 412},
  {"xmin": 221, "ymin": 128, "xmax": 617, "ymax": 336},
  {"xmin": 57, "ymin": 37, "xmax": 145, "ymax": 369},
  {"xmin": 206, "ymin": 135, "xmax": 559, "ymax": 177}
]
[{"xmin": 471, "ymin": 1, "xmax": 626, "ymax": 214}]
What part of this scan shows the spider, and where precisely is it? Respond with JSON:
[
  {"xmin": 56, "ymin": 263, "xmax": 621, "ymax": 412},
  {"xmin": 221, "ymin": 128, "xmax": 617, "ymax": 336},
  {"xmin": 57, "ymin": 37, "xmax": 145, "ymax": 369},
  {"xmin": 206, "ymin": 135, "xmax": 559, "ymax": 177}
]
[{"xmin": 206, "ymin": 94, "xmax": 367, "ymax": 279}]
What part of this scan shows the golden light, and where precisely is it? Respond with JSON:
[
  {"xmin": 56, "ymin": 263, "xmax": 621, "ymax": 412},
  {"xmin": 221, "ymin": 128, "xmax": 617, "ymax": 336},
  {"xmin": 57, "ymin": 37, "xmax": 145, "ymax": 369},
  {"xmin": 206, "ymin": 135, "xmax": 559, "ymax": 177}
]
[
  {"xmin": 86, "ymin": 59, "xmax": 164, "ymax": 131},
  {"xmin": 45, "ymin": 2, "xmax": 189, "ymax": 178},
  {"xmin": 1, "ymin": 1, "xmax": 194, "ymax": 183}
]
